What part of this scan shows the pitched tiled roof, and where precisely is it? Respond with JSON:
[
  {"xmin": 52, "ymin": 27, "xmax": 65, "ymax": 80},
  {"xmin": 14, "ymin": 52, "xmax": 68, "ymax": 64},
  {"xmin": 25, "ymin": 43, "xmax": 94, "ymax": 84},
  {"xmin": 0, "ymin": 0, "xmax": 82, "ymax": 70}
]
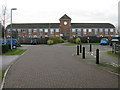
[
  {"xmin": 71, "ymin": 23, "xmax": 115, "ymax": 28},
  {"xmin": 6, "ymin": 23, "xmax": 115, "ymax": 29},
  {"xmin": 59, "ymin": 14, "xmax": 71, "ymax": 20},
  {"xmin": 7, "ymin": 23, "xmax": 60, "ymax": 29}
]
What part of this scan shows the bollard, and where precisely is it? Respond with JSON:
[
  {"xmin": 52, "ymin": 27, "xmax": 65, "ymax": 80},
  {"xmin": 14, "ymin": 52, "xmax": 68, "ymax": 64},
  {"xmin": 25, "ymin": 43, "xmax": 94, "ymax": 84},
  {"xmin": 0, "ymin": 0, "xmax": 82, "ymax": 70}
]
[
  {"xmin": 90, "ymin": 44, "xmax": 92, "ymax": 52},
  {"xmin": 96, "ymin": 49, "xmax": 99, "ymax": 64},
  {"xmin": 80, "ymin": 44, "xmax": 82, "ymax": 53},
  {"xmin": 77, "ymin": 45, "xmax": 79, "ymax": 55},
  {"xmin": 82, "ymin": 47, "xmax": 85, "ymax": 59}
]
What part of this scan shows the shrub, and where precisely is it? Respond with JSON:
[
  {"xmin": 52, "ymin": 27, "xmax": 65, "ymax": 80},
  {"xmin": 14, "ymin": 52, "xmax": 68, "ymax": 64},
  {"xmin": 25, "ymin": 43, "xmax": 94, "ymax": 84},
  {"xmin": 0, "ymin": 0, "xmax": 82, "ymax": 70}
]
[
  {"xmin": 2, "ymin": 44, "xmax": 10, "ymax": 54},
  {"xmin": 50, "ymin": 37, "xmax": 64, "ymax": 44},
  {"xmin": 47, "ymin": 40, "xmax": 54, "ymax": 45},
  {"xmin": 75, "ymin": 38, "xmax": 81, "ymax": 44}
]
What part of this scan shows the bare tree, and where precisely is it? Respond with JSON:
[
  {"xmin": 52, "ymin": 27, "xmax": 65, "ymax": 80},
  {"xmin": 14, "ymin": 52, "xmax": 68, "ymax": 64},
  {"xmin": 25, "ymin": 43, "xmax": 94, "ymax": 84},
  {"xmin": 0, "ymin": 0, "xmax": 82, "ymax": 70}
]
[{"xmin": 0, "ymin": 5, "xmax": 9, "ymax": 39}]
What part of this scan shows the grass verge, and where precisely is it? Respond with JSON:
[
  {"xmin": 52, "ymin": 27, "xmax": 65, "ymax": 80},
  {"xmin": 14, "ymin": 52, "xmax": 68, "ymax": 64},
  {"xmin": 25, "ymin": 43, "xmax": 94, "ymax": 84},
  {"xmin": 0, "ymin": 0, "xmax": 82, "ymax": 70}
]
[
  {"xmin": 2, "ymin": 49, "xmax": 27, "ymax": 55},
  {"xmin": 106, "ymin": 51, "xmax": 120, "ymax": 58},
  {"xmin": 62, "ymin": 43, "xmax": 77, "ymax": 46},
  {"xmin": 99, "ymin": 63, "xmax": 120, "ymax": 74},
  {"xmin": 62, "ymin": 43, "xmax": 100, "ymax": 46}
]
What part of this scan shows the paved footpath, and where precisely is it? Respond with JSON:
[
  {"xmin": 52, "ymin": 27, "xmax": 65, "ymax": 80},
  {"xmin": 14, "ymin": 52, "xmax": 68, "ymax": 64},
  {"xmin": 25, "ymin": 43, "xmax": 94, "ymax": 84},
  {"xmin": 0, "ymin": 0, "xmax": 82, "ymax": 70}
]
[{"xmin": 3, "ymin": 45, "xmax": 118, "ymax": 88}]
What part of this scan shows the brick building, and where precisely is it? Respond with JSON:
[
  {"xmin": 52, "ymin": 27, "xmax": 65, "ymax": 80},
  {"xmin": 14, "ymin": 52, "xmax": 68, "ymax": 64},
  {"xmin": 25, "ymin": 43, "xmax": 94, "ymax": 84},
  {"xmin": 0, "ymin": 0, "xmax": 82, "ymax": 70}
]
[{"xmin": 6, "ymin": 14, "xmax": 116, "ymax": 40}]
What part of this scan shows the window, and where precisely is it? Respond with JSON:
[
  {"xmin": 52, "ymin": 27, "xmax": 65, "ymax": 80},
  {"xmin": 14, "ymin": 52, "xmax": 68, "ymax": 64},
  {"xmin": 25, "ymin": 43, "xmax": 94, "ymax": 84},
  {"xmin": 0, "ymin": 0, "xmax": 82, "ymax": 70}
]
[
  {"xmin": 83, "ymin": 29, "xmax": 87, "ymax": 34},
  {"xmin": 94, "ymin": 28, "xmax": 98, "ymax": 35},
  {"xmin": 33, "ymin": 35, "xmax": 37, "ymax": 38},
  {"xmin": 17, "ymin": 29, "xmax": 21, "ymax": 33},
  {"xmin": 50, "ymin": 29, "xmax": 54, "ymax": 34},
  {"xmin": 105, "ymin": 29, "xmax": 108, "ymax": 34},
  {"xmin": 39, "ymin": 29, "xmax": 43, "ymax": 34},
  {"xmin": 33, "ymin": 29, "xmax": 37, "ymax": 32},
  {"xmin": 7, "ymin": 29, "xmax": 11, "ymax": 33},
  {"xmin": 28, "ymin": 29, "xmax": 32, "ymax": 34},
  {"xmin": 100, "ymin": 28, "xmax": 103, "ymax": 32},
  {"xmin": 110, "ymin": 29, "xmax": 114, "ymax": 32},
  {"xmin": 88, "ymin": 29, "xmax": 92, "ymax": 32},
  {"xmin": 56, "ymin": 28, "xmax": 59, "ymax": 32},
  {"xmin": 72, "ymin": 28, "xmax": 76, "ymax": 32},
  {"xmin": 13, "ymin": 29, "xmax": 16, "ymax": 31},
  {"xmin": 77, "ymin": 29, "xmax": 81, "ymax": 35},
  {"xmin": 45, "ymin": 29, "xmax": 48, "ymax": 32},
  {"xmin": 22, "ymin": 29, "xmax": 26, "ymax": 33}
]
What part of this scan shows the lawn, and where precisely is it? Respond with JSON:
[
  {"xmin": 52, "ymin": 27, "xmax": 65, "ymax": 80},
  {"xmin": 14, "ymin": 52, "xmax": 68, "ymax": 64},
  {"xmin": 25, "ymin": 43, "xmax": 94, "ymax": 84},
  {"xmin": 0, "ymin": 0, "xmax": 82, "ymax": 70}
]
[
  {"xmin": 62, "ymin": 43, "xmax": 100, "ymax": 46},
  {"xmin": 2, "ymin": 49, "xmax": 27, "ymax": 55},
  {"xmin": 99, "ymin": 63, "xmax": 120, "ymax": 74},
  {"xmin": 106, "ymin": 51, "xmax": 120, "ymax": 58}
]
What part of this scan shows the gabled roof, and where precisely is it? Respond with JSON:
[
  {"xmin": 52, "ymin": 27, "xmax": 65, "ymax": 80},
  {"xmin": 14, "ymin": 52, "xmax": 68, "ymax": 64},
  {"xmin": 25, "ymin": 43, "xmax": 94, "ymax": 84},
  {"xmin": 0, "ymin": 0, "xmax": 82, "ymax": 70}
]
[
  {"xmin": 6, "ymin": 23, "xmax": 115, "ymax": 29},
  {"xmin": 59, "ymin": 14, "xmax": 71, "ymax": 20},
  {"xmin": 7, "ymin": 23, "xmax": 60, "ymax": 29},
  {"xmin": 71, "ymin": 23, "xmax": 115, "ymax": 28}
]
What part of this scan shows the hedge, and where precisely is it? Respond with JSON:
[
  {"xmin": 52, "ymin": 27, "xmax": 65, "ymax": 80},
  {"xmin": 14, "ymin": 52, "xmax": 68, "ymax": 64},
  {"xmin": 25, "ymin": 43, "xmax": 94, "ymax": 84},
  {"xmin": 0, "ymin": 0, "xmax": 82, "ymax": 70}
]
[{"xmin": 1, "ymin": 44, "xmax": 11, "ymax": 54}]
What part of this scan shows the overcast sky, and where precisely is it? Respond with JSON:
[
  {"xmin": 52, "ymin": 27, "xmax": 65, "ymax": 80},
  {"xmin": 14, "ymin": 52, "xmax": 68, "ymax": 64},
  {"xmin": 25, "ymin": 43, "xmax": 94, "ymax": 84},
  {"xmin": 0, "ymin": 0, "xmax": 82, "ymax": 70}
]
[{"xmin": 0, "ymin": 0, "xmax": 119, "ymax": 27}]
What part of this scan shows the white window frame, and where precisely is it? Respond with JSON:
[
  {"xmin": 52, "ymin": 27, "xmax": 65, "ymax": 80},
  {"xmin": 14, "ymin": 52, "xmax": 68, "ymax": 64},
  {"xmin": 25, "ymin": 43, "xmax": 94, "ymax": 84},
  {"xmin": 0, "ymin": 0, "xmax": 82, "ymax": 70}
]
[
  {"xmin": 7, "ymin": 29, "xmax": 11, "ymax": 33},
  {"xmin": 94, "ymin": 28, "xmax": 98, "ymax": 35},
  {"xmin": 88, "ymin": 28, "xmax": 92, "ymax": 32},
  {"xmin": 99, "ymin": 28, "xmax": 103, "ymax": 32},
  {"xmin": 45, "ymin": 29, "xmax": 48, "ymax": 32},
  {"xmin": 72, "ymin": 28, "xmax": 76, "ymax": 32},
  {"xmin": 83, "ymin": 29, "xmax": 87, "ymax": 34},
  {"xmin": 28, "ymin": 29, "xmax": 32, "ymax": 34},
  {"xmin": 50, "ymin": 28, "xmax": 54, "ymax": 34},
  {"xmin": 55, "ymin": 28, "xmax": 59, "ymax": 32},
  {"xmin": 33, "ymin": 28, "xmax": 37, "ymax": 32},
  {"xmin": 110, "ymin": 29, "xmax": 114, "ymax": 32},
  {"xmin": 39, "ymin": 29, "xmax": 43, "ymax": 34},
  {"xmin": 105, "ymin": 28, "xmax": 108, "ymax": 34}
]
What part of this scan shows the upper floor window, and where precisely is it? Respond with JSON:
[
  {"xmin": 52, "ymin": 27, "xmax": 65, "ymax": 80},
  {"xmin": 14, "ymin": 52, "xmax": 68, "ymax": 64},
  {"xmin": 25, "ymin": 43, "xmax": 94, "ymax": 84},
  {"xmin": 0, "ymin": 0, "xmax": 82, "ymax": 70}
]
[
  {"xmin": 28, "ymin": 29, "xmax": 32, "ymax": 34},
  {"xmin": 77, "ymin": 29, "xmax": 81, "ymax": 34},
  {"xmin": 110, "ymin": 29, "xmax": 114, "ymax": 32},
  {"xmin": 7, "ymin": 29, "xmax": 11, "ymax": 33},
  {"xmin": 50, "ymin": 29, "xmax": 54, "ymax": 34},
  {"xmin": 72, "ymin": 28, "xmax": 76, "ymax": 32},
  {"xmin": 94, "ymin": 28, "xmax": 98, "ymax": 35},
  {"xmin": 83, "ymin": 29, "xmax": 87, "ymax": 34},
  {"xmin": 39, "ymin": 29, "xmax": 43, "ymax": 34},
  {"xmin": 33, "ymin": 29, "xmax": 37, "ymax": 32},
  {"xmin": 99, "ymin": 28, "xmax": 103, "ymax": 32},
  {"xmin": 88, "ymin": 29, "xmax": 92, "ymax": 32},
  {"xmin": 56, "ymin": 28, "xmax": 59, "ymax": 32},
  {"xmin": 22, "ymin": 29, "xmax": 26, "ymax": 33},
  {"xmin": 45, "ymin": 29, "xmax": 48, "ymax": 32},
  {"xmin": 105, "ymin": 29, "xmax": 108, "ymax": 34},
  {"xmin": 17, "ymin": 29, "xmax": 21, "ymax": 33}
]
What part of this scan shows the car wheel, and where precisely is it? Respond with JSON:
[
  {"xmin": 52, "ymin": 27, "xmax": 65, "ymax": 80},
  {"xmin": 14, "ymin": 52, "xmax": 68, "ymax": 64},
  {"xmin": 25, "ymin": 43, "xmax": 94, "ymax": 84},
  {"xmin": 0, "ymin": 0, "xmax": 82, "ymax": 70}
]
[{"xmin": 13, "ymin": 45, "xmax": 17, "ymax": 49}]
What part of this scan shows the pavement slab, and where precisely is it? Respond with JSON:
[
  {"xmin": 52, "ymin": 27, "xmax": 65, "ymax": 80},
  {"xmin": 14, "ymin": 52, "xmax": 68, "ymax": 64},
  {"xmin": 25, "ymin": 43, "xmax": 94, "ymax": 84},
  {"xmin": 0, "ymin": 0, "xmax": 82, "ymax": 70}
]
[{"xmin": 3, "ymin": 45, "xmax": 118, "ymax": 88}]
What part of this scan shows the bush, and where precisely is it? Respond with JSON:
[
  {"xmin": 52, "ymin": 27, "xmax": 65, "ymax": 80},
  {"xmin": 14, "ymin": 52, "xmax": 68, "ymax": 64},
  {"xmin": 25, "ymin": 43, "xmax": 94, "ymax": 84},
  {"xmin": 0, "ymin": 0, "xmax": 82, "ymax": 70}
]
[
  {"xmin": 50, "ymin": 37, "xmax": 64, "ymax": 44},
  {"xmin": 75, "ymin": 38, "xmax": 81, "ymax": 44},
  {"xmin": 47, "ymin": 40, "xmax": 54, "ymax": 45},
  {"xmin": 2, "ymin": 44, "xmax": 10, "ymax": 53}
]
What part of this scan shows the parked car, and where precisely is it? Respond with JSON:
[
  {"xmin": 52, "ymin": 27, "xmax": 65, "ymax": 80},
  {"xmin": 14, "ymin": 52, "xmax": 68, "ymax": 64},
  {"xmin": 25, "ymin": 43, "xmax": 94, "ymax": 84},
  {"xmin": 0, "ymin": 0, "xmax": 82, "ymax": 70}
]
[
  {"xmin": 0, "ymin": 39, "xmax": 19, "ymax": 49},
  {"xmin": 100, "ymin": 38, "xmax": 109, "ymax": 45},
  {"xmin": 109, "ymin": 36, "xmax": 120, "ymax": 46}
]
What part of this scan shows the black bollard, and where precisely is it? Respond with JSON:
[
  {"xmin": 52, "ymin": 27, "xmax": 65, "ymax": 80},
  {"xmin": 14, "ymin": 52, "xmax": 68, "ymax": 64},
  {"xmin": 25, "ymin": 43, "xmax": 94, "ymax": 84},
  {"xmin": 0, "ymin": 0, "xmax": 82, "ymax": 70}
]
[
  {"xmin": 82, "ymin": 47, "xmax": 85, "ymax": 59},
  {"xmin": 77, "ymin": 45, "xmax": 79, "ymax": 55},
  {"xmin": 80, "ymin": 44, "xmax": 82, "ymax": 53},
  {"xmin": 90, "ymin": 44, "xmax": 92, "ymax": 52},
  {"xmin": 96, "ymin": 49, "xmax": 99, "ymax": 64}
]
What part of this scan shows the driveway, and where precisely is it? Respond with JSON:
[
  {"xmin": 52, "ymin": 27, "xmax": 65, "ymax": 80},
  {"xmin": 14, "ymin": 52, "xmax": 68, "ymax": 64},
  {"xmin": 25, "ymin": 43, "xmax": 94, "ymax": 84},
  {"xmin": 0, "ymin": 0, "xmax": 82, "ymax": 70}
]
[{"xmin": 3, "ymin": 45, "xmax": 118, "ymax": 88}]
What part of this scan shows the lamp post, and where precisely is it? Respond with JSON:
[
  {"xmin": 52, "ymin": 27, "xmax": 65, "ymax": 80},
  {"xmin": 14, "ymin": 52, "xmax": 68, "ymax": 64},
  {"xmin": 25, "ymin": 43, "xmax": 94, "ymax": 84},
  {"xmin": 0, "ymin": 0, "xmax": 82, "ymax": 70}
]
[{"xmin": 10, "ymin": 8, "xmax": 17, "ymax": 50}]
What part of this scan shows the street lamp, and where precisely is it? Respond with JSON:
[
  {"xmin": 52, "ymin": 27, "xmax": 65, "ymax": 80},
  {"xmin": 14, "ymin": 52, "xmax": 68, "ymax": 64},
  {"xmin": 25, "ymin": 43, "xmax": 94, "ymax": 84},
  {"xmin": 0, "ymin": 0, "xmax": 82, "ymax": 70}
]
[{"xmin": 10, "ymin": 8, "xmax": 17, "ymax": 50}]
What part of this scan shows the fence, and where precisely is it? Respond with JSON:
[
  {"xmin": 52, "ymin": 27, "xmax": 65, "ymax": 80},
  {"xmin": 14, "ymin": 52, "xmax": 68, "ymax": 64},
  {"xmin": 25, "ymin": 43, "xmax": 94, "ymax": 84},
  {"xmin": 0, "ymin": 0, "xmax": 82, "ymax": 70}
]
[{"xmin": 112, "ymin": 42, "xmax": 120, "ymax": 54}]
